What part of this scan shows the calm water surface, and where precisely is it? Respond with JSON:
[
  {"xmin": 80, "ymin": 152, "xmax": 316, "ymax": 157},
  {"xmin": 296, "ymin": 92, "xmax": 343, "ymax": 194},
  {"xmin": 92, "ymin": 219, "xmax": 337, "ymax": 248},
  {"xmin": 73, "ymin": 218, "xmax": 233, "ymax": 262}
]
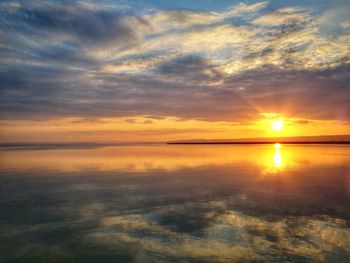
[{"xmin": 0, "ymin": 144, "xmax": 350, "ymax": 262}]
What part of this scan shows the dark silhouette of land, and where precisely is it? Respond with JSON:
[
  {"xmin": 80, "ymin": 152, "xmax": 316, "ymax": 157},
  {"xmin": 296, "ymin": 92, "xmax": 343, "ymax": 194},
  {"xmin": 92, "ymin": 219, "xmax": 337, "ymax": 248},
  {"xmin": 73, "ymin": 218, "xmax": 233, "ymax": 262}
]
[
  {"xmin": 167, "ymin": 135, "xmax": 350, "ymax": 145},
  {"xmin": 168, "ymin": 141, "xmax": 350, "ymax": 145}
]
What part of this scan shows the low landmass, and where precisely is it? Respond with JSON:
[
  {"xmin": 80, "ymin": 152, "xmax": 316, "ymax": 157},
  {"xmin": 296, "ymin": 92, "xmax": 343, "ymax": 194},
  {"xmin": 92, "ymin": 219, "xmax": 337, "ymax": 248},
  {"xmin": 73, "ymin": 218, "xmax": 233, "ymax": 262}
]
[{"xmin": 167, "ymin": 135, "xmax": 350, "ymax": 144}]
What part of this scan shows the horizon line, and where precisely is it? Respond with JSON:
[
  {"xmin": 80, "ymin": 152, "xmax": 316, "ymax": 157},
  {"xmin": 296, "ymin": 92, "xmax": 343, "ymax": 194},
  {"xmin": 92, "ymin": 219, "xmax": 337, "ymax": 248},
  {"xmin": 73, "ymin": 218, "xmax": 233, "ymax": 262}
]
[{"xmin": 1, "ymin": 141, "xmax": 350, "ymax": 150}]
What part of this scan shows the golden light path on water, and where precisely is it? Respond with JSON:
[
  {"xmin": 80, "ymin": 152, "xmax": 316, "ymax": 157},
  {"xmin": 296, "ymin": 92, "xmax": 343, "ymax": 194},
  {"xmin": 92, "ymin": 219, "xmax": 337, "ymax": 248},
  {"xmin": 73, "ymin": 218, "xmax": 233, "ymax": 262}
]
[
  {"xmin": 0, "ymin": 143, "xmax": 349, "ymax": 173},
  {"xmin": 273, "ymin": 143, "xmax": 283, "ymax": 169}
]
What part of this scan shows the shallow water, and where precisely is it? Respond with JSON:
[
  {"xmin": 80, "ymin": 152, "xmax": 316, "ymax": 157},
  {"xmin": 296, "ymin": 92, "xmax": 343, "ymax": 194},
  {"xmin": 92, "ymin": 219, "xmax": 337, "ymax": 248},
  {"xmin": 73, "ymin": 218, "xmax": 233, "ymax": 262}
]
[{"xmin": 0, "ymin": 144, "xmax": 350, "ymax": 262}]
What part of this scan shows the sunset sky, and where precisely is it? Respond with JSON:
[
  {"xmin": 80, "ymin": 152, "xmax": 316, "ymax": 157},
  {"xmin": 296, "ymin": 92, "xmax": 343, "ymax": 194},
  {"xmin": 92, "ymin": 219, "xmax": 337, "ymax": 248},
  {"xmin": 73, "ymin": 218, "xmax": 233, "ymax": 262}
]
[{"xmin": 0, "ymin": 0, "xmax": 349, "ymax": 143}]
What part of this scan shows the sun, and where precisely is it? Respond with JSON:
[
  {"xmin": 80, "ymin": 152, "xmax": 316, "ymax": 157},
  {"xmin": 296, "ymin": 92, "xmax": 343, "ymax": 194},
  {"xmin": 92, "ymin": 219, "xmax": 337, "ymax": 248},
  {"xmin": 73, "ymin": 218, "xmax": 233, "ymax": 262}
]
[{"xmin": 271, "ymin": 119, "xmax": 283, "ymax": 132}]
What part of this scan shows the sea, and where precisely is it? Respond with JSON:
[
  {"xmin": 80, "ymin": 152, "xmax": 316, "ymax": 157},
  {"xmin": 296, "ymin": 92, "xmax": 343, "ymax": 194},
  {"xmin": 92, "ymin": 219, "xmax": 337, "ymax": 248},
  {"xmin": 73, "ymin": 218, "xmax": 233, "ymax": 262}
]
[{"xmin": 0, "ymin": 144, "xmax": 349, "ymax": 262}]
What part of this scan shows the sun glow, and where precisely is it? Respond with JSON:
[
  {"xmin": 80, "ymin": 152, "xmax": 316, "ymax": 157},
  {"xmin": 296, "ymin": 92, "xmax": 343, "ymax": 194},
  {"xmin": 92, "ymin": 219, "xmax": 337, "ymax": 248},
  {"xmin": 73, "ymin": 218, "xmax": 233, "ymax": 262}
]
[{"xmin": 271, "ymin": 119, "xmax": 283, "ymax": 132}]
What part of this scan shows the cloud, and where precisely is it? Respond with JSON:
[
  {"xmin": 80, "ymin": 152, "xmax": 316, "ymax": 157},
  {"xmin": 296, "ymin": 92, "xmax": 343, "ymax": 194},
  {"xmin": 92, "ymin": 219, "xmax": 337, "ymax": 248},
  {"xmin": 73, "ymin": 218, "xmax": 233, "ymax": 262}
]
[
  {"xmin": 251, "ymin": 8, "xmax": 311, "ymax": 27},
  {"xmin": 143, "ymin": 1, "xmax": 268, "ymax": 34},
  {"xmin": 0, "ymin": 1, "xmax": 21, "ymax": 10},
  {"xmin": 1, "ymin": 61, "xmax": 349, "ymax": 123},
  {"xmin": 0, "ymin": 0, "xmax": 350, "ymax": 124},
  {"xmin": 143, "ymin": 10, "xmax": 221, "ymax": 33},
  {"xmin": 104, "ymin": 23, "xmax": 258, "ymax": 76},
  {"xmin": 0, "ymin": 2, "xmax": 150, "ymax": 72},
  {"xmin": 10, "ymin": 4, "xmax": 148, "ymax": 48},
  {"xmin": 341, "ymin": 20, "xmax": 350, "ymax": 29},
  {"xmin": 294, "ymin": 119, "xmax": 310, "ymax": 125},
  {"xmin": 156, "ymin": 55, "xmax": 223, "ymax": 85},
  {"xmin": 224, "ymin": 1, "xmax": 268, "ymax": 18}
]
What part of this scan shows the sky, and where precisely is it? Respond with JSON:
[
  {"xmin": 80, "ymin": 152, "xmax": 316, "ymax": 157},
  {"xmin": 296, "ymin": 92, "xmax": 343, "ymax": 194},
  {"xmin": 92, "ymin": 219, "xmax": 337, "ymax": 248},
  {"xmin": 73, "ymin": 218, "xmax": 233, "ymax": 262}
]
[{"xmin": 0, "ymin": 0, "xmax": 350, "ymax": 143}]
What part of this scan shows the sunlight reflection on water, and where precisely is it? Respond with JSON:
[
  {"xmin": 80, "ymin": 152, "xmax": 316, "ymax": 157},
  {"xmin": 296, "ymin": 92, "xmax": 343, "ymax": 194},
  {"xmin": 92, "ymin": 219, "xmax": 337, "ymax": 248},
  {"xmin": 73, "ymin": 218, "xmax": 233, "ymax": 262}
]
[
  {"xmin": 0, "ymin": 144, "xmax": 350, "ymax": 262},
  {"xmin": 1, "ymin": 144, "xmax": 349, "ymax": 173}
]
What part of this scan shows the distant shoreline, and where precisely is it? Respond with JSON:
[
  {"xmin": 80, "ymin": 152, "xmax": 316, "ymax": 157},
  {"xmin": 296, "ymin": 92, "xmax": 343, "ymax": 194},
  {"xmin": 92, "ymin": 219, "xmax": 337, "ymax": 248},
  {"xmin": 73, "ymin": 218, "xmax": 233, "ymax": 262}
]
[
  {"xmin": 167, "ymin": 141, "xmax": 350, "ymax": 145},
  {"xmin": 1, "ymin": 141, "xmax": 350, "ymax": 150}
]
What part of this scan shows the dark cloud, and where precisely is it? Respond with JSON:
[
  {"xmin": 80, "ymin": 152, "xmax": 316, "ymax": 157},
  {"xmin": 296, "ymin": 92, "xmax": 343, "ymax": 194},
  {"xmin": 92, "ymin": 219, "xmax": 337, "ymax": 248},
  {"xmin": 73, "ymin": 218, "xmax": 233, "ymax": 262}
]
[
  {"xmin": 1, "ymin": 3, "xmax": 148, "ymax": 47},
  {"xmin": 157, "ymin": 55, "xmax": 223, "ymax": 83},
  {"xmin": 1, "ymin": 61, "xmax": 349, "ymax": 122},
  {"xmin": 294, "ymin": 120, "xmax": 310, "ymax": 125},
  {"xmin": 0, "ymin": 2, "xmax": 149, "ymax": 72},
  {"xmin": 33, "ymin": 44, "xmax": 94, "ymax": 65}
]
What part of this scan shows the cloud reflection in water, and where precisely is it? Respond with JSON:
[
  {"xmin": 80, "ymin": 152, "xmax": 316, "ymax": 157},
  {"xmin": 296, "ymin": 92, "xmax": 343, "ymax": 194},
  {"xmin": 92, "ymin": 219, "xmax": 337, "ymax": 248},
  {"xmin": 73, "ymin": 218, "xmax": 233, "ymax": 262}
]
[{"xmin": 0, "ymin": 144, "xmax": 350, "ymax": 262}]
